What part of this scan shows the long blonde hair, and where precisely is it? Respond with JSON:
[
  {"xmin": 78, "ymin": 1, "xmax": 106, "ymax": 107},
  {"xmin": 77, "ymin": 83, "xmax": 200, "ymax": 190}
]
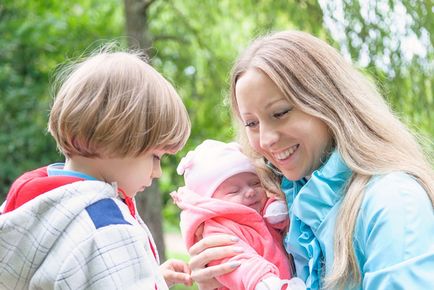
[
  {"xmin": 229, "ymin": 30, "xmax": 434, "ymax": 289},
  {"xmin": 49, "ymin": 46, "xmax": 191, "ymax": 158}
]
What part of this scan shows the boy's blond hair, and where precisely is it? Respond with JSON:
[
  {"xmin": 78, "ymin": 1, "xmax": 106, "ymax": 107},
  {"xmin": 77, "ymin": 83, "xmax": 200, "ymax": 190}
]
[{"xmin": 48, "ymin": 49, "xmax": 190, "ymax": 158}]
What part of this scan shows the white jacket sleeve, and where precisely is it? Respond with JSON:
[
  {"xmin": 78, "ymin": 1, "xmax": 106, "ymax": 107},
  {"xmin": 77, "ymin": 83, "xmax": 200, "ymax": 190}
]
[{"xmin": 51, "ymin": 224, "xmax": 168, "ymax": 290}]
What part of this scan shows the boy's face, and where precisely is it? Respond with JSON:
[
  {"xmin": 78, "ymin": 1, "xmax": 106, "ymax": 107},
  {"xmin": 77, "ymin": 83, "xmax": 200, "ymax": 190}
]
[
  {"xmin": 212, "ymin": 172, "xmax": 267, "ymax": 213},
  {"xmin": 102, "ymin": 149, "xmax": 168, "ymax": 198}
]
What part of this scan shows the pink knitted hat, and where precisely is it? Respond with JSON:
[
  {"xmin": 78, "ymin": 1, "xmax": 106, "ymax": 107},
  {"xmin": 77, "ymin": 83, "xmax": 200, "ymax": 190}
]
[{"xmin": 177, "ymin": 139, "xmax": 257, "ymax": 197}]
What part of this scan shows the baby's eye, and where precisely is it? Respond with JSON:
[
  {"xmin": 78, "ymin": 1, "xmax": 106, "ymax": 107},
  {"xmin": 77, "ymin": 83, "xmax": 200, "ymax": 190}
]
[
  {"xmin": 223, "ymin": 191, "xmax": 238, "ymax": 196},
  {"xmin": 226, "ymin": 187, "xmax": 240, "ymax": 194},
  {"xmin": 273, "ymin": 109, "xmax": 291, "ymax": 119},
  {"xmin": 249, "ymin": 180, "xmax": 261, "ymax": 187}
]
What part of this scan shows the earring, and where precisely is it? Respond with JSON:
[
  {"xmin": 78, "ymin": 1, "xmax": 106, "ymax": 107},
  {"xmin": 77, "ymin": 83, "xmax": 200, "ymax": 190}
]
[{"xmin": 264, "ymin": 158, "xmax": 283, "ymax": 177}]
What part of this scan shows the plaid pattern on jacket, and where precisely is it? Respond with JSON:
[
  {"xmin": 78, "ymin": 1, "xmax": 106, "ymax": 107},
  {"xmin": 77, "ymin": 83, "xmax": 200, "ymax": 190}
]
[{"xmin": 0, "ymin": 180, "xmax": 168, "ymax": 290}]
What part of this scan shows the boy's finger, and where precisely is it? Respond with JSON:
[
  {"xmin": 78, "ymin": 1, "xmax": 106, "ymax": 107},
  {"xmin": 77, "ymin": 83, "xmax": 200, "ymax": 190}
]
[{"xmin": 167, "ymin": 272, "xmax": 192, "ymax": 285}]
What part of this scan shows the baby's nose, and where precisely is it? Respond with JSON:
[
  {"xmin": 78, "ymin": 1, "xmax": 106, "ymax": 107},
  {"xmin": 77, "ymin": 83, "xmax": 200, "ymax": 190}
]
[{"xmin": 244, "ymin": 187, "xmax": 256, "ymax": 198}]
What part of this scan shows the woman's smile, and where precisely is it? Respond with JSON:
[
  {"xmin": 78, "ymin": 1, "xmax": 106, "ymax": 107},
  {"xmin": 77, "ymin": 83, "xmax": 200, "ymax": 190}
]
[
  {"xmin": 272, "ymin": 144, "xmax": 299, "ymax": 161},
  {"xmin": 235, "ymin": 68, "xmax": 332, "ymax": 180}
]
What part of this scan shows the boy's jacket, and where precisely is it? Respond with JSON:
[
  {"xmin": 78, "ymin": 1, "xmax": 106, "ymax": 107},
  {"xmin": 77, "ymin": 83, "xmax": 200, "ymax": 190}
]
[{"xmin": 0, "ymin": 180, "xmax": 167, "ymax": 290}]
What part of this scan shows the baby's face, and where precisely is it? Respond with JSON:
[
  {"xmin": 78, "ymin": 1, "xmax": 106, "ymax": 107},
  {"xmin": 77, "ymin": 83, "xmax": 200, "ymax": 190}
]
[{"xmin": 212, "ymin": 172, "xmax": 267, "ymax": 213}]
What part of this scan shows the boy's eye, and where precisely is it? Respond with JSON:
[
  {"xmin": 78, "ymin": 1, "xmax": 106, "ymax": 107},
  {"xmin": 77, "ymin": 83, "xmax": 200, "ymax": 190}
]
[{"xmin": 153, "ymin": 154, "xmax": 161, "ymax": 161}]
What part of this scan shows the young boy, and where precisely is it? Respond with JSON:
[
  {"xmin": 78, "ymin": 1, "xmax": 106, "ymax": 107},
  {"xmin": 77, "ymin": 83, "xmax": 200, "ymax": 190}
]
[
  {"xmin": 0, "ymin": 49, "xmax": 192, "ymax": 289},
  {"xmin": 172, "ymin": 139, "xmax": 306, "ymax": 290}
]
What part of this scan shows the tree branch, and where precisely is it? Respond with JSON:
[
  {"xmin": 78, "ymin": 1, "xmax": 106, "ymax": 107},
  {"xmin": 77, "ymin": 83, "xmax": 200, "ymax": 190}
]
[
  {"xmin": 153, "ymin": 34, "xmax": 189, "ymax": 44},
  {"xmin": 143, "ymin": 0, "xmax": 157, "ymax": 10},
  {"xmin": 168, "ymin": 2, "xmax": 211, "ymax": 51}
]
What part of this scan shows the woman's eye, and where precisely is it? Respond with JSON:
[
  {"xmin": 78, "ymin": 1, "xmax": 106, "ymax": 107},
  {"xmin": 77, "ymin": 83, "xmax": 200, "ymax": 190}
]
[
  {"xmin": 244, "ymin": 120, "xmax": 258, "ymax": 128},
  {"xmin": 273, "ymin": 109, "xmax": 290, "ymax": 119}
]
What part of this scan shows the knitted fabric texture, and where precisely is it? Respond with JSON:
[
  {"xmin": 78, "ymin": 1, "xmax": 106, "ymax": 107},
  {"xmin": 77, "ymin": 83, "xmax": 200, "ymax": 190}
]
[{"xmin": 177, "ymin": 139, "xmax": 256, "ymax": 197}]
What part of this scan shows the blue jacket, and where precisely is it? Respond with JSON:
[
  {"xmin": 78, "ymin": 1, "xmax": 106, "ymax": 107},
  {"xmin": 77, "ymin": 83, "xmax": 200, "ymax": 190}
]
[{"xmin": 282, "ymin": 151, "xmax": 434, "ymax": 289}]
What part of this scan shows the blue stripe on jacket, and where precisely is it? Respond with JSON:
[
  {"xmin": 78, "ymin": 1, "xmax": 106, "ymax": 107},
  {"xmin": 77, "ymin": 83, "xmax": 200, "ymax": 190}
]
[{"xmin": 86, "ymin": 198, "xmax": 131, "ymax": 229}]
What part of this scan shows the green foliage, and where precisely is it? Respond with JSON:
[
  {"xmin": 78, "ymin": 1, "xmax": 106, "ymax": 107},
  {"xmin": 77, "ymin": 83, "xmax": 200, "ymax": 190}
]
[
  {"xmin": 0, "ymin": 0, "xmax": 123, "ymax": 197},
  {"xmin": 320, "ymin": 0, "xmax": 433, "ymax": 152},
  {"xmin": 0, "ymin": 0, "xmax": 432, "ymax": 217}
]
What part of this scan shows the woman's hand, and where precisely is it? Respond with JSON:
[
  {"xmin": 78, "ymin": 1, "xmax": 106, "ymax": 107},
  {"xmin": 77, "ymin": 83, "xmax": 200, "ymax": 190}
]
[
  {"xmin": 160, "ymin": 258, "xmax": 192, "ymax": 287},
  {"xmin": 188, "ymin": 234, "xmax": 242, "ymax": 290}
]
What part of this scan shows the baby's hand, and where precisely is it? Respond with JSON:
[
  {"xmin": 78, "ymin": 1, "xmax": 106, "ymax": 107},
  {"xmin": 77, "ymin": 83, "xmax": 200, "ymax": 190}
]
[
  {"xmin": 256, "ymin": 277, "xmax": 306, "ymax": 290},
  {"xmin": 283, "ymin": 277, "xmax": 306, "ymax": 290},
  {"xmin": 160, "ymin": 258, "xmax": 192, "ymax": 287},
  {"xmin": 263, "ymin": 199, "xmax": 288, "ymax": 225}
]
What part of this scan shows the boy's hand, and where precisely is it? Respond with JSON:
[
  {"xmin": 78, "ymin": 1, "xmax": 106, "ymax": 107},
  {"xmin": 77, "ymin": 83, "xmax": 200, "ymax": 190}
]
[{"xmin": 160, "ymin": 258, "xmax": 192, "ymax": 287}]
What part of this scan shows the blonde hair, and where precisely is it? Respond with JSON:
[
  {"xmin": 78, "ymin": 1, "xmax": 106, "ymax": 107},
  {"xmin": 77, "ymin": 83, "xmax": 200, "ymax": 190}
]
[
  {"xmin": 49, "ymin": 47, "xmax": 191, "ymax": 158},
  {"xmin": 230, "ymin": 30, "xmax": 434, "ymax": 289}
]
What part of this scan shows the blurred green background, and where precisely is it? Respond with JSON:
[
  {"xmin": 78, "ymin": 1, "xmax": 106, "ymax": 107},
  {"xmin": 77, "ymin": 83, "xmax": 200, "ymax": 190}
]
[{"xmin": 0, "ymin": 1, "xmax": 432, "ymax": 289}]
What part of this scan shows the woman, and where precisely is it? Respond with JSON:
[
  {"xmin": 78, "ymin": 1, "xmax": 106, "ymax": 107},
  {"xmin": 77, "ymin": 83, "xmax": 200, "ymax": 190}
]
[{"xmin": 188, "ymin": 31, "xmax": 434, "ymax": 289}]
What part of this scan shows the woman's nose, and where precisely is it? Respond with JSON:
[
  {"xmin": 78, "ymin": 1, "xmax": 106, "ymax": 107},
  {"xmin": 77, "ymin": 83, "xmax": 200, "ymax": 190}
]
[{"xmin": 259, "ymin": 124, "xmax": 279, "ymax": 149}]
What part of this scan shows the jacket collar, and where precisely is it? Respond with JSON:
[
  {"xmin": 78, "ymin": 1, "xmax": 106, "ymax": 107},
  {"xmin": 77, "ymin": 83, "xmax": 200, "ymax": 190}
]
[
  {"xmin": 281, "ymin": 150, "xmax": 352, "ymax": 288},
  {"xmin": 282, "ymin": 149, "xmax": 351, "ymax": 233}
]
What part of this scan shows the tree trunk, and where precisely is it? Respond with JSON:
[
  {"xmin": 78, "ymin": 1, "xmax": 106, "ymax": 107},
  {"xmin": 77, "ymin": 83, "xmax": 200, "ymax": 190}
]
[
  {"xmin": 123, "ymin": 0, "xmax": 166, "ymax": 261},
  {"xmin": 136, "ymin": 182, "xmax": 166, "ymax": 261},
  {"xmin": 124, "ymin": 0, "xmax": 153, "ymax": 49}
]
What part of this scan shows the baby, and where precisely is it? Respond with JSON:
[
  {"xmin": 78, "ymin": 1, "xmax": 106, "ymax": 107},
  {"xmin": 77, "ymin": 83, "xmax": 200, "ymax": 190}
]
[{"xmin": 172, "ymin": 139, "xmax": 305, "ymax": 290}]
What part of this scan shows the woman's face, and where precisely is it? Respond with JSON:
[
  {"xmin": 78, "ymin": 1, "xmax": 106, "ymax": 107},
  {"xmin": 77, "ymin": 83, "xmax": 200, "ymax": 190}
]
[{"xmin": 235, "ymin": 68, "xmax": 333, "ymax": 180}]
